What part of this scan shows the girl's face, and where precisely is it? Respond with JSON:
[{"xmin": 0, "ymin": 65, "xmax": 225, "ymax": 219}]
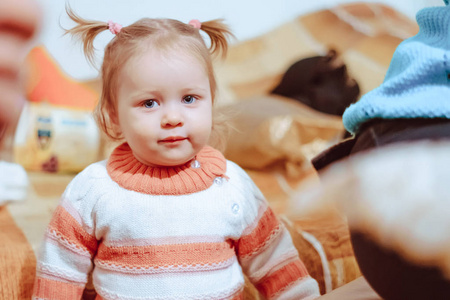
[{"xmin": 115, "ymin": 48, "xmax": 213, "ymax": 167}]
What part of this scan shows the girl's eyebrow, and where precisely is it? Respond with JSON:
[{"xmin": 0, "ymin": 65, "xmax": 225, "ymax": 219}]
[
  {"xmin": 181, "ymin": 86, "xmax": 209, "ymax": 93},
  {"xmin": 126, "ymin": 85, "xmax": 209, "ymax": 100},
  {"xmin": 129, "ymin": 89, "xmax": 161, "ymax": 99}
]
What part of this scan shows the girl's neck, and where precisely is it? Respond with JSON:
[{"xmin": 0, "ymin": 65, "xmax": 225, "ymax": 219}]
[
  {"xmin": 106, "ymin": 142, "xmax": 227, "ymax": 195},
  {"xmin": 131, "ymin": 150, "xmax": 197, "ymax": 169}
]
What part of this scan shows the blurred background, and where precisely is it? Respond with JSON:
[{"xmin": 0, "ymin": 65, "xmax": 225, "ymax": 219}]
[
  {"xmin": 6, "ymin": 0, "xmax": 443, "ymax": 175},
  {"xmin": 36, "ymin": 0, "xmax": 443, "ymax": 81},
  {"xmin": 10, "ymin": 0, "xmax": 445, "ymax": 174}
]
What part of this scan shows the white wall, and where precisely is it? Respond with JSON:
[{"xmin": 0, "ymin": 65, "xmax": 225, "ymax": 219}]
[{"xmin": 35, "ymin": 0, "xmax": 444, "ymax": 80}]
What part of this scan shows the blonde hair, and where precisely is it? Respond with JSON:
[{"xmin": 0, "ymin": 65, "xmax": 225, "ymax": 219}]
[{"xmin": 65, "ymin": 7, "xmax": 234, "ymax": 143}]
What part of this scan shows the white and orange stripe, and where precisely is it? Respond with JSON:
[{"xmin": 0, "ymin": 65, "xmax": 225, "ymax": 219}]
[{"xmin": 33, "ymin": 145, "xmax": 319, "ymax": 299}]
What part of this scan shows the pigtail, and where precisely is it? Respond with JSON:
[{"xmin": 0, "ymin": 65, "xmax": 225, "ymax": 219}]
[
  {"xmin": 200, "ymin": 19, "xmax": 234, "ymax": 59},
  {"xmin": 64, "ymin": 5, "xmax": 110, "ymax": 67}
]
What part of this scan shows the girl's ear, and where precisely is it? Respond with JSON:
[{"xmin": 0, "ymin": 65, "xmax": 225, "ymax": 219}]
[
  {"xmin": 109, "ymin": 108, "xmax": 119, "ymax": 126},
  {"xmin": 108, "ymin": 108, "xmax": 122, "ymax": 137}
]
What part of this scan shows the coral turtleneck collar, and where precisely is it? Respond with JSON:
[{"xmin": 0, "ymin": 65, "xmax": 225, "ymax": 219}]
[{"xmin": 106, "ymin": 143, "xmax": 227, "ymax": 195}]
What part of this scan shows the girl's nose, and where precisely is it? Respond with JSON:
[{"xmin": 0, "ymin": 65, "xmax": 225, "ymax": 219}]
[{"xmin": 161, "ymin": 108, "xmax": 183, "ymax": 128}]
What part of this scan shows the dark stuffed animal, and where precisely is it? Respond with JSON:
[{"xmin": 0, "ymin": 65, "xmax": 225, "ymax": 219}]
[{"xmin": 271, "ymin": 50, "xmax": 360, "ymax": 116}]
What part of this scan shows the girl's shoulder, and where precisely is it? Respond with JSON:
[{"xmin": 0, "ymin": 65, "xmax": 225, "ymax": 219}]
[
  {"xmin": 226, "ymin": 159, "xmax": 251, "ymax": 180},
  {"xmin": 72, "ymin": 160, "xmax": 109, "ymax": 183},
  {"xmin": 225, "ymin": 160, "xmax": 251, "ymax": 183},
  {"xmin": 225, "ymin": 159, "xmax": 268, "ymax": 228},
  {"xmin": 63, "ymin": 160, "xmax": 111, "ymax": 201},
  {"xmin": 225, "ymin": 159, "xmax": 265, "ymax": 200}
]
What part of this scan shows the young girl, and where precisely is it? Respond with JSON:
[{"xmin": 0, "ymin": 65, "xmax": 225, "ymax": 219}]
[{"xmin": 32, "ymin": 8, "xmax": 320, "ymax": 300}]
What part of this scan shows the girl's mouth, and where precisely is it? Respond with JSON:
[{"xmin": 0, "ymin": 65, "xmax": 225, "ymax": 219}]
[{"xmin": 158, "ymin": 136, "xmax": 187, "ymax": 144}]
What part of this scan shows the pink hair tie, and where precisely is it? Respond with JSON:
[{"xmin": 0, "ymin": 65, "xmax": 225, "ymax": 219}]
[
  {"xmin": 108, "ymin": 20, "xmax": 122, "ymax": 35},
  {"xmin": 188, "ymin": 19, "xmax": 201, "ymax": 29}
]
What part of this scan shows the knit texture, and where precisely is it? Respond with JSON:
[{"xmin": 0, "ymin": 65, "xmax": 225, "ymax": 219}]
[
  {"xmin": 0, "ymin": 206, "xmax": 36, "ymax": 300},
  {"xmin": 107, "ymin": 143, "xmax": 227, "ymax": 195},
  {"xmin": 33, "ymin": 145, "xmax": 320, "ymax": 299},
  {"xmin": 343, "ymin": 1, "xmax": 450, "ymax": 134}
]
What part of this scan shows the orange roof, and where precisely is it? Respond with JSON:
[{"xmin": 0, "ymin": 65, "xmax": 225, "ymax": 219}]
[{"xmin": 25, "ymin": 45, "xmax": 99, "ymax": 110}]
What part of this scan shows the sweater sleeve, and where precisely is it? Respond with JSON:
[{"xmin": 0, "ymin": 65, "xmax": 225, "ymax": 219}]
[
  {"xmin": 33, "ymin": 168, "xmax": 99, "ymax": 300},
  {"xmin": 235, "ymin": 170, "xmax": 320, "ymax": 300}
]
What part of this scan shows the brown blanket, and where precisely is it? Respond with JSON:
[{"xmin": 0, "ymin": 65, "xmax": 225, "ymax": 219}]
[{"xmin": 0, "ymin": 207, "xmax": 36, "ymax": 299}]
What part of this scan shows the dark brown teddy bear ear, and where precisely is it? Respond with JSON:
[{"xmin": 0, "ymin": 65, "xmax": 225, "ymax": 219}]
[{"xmin": 271, "ymin": 49, "xmax": 360, "ymax": 116}]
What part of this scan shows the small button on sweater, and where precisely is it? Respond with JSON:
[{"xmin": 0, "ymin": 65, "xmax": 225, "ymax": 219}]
[{"xmin": 33, "ymin": 143, "xmax": 320, "ymax": 300}]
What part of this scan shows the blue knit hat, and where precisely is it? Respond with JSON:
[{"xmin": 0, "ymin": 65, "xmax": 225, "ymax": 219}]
[{"xmin": 343, "ymin": 1, "xmax": 450, "ymax": 134}]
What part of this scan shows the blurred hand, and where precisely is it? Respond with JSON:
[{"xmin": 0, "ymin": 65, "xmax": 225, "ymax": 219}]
[{"xmin": 0, "ymin": 0, "xmax": 41, "ymax": 128}]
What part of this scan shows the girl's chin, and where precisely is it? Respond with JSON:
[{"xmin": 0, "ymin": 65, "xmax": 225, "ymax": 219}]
[
  {"xmin": 139, "ymin": 155, "xmax": 196, "ymax": 168},
  {"xmin": 132, "ymin": 144, "xmax": 204, "ymax": 167}
]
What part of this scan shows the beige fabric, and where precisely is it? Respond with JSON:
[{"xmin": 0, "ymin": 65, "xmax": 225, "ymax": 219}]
[
  {"xmin": 222, "ymin": 95, "xmax": 344, "ymax": 178},
  {"xmin": 318, "ymin": 277, "xmax": 381, "ymax": 300}
]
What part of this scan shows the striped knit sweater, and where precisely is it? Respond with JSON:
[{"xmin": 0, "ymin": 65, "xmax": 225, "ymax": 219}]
[{"xmin": 33, "ymin": 143, "xmax": 320, "ymax": 300}]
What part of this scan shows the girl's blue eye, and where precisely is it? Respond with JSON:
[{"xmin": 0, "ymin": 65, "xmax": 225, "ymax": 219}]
[
  {"xmin": 143, "ymin": 100, "xmax": 158, "ymax": 108},
  {"xmin": 183, "ymin": 95, "xmax": 196, "ymax": 104}
]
